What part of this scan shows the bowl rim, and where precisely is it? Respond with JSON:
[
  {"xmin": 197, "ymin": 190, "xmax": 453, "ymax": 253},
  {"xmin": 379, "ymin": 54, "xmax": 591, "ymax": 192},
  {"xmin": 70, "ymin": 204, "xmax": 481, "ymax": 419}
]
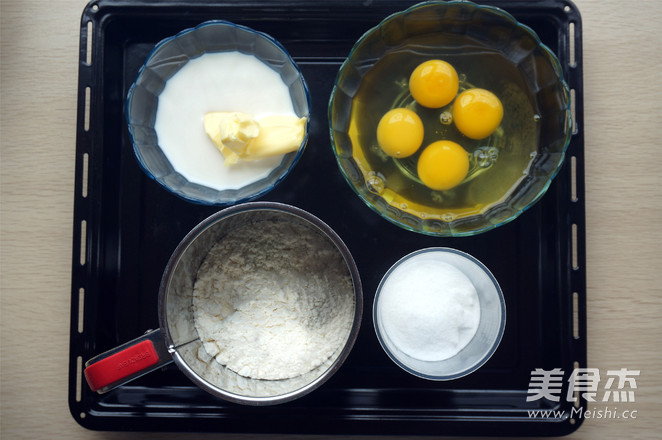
[
  {"xmin": 126, "ymin": 19, "xmax": 312, "ymax": 206},
  {"xmin": 328, "ymin": 0, "xmax": 572, "ymax": 237},
  {"xmin": 372, "ymin": 246, "xmax": 507, "ymax": 381}
]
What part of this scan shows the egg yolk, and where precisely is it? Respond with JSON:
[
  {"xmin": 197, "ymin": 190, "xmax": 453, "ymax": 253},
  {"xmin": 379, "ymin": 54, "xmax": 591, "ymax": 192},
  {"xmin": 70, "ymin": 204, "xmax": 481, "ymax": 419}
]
[
  {"xmin": 417, "ymin": 140, "xmax": 470, "ymax": 191},
  {"xmin": 452, "ymin": 88, "xmax": 503, "ymax": 139},
  {"xmin": 376, "ymin": 108, "xmax": 424, "ymax": 158},
  {"xmin": 409, "ymin": 60, "xmax": 459, "ymax": 109}
]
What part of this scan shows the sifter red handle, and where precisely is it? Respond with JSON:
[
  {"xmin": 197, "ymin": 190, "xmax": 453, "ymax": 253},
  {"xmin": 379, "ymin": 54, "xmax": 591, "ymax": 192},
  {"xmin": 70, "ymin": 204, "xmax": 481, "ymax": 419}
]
[{"xmin": 84, "ymin": 329, "xmax": 173, "ymax": 393}]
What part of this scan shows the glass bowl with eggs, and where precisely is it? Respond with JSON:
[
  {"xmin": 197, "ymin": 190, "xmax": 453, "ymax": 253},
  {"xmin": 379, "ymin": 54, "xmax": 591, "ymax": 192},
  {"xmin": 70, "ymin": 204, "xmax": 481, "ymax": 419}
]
[
  {"xmin": 329, "ymin": 0, "xmax": 572, "ymax": 236},
  {"xmin": 126, "ymin": 20, "xmax": 310, "ymax": 205}
]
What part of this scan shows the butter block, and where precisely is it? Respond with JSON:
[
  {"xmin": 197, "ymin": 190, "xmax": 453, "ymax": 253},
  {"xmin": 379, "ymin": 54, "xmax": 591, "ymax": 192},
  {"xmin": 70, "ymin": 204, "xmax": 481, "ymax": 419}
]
[{"xmin": 203, "ymin": 111, "xmax": 306, "ymax": 165}]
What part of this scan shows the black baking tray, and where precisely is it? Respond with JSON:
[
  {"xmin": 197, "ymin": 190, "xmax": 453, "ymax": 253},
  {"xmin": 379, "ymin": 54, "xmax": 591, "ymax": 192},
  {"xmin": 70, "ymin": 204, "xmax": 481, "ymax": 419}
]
[{"xmin": 68, "ymin": 0, "xmax": 586, "ymax": 436}]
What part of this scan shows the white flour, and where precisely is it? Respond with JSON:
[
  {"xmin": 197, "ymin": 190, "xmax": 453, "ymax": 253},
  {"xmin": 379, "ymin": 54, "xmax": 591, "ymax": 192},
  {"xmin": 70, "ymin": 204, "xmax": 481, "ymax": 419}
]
[{"xmin": 192, "ymin": 220, "xmax": 354, "ymax": 380}]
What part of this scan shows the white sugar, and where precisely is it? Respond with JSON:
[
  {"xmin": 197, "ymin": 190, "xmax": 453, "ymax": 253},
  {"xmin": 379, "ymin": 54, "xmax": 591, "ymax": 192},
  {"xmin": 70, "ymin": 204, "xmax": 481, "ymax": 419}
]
[{"xmin": 378, "ymin": 256, "xmax": 480, "ymax": 361}]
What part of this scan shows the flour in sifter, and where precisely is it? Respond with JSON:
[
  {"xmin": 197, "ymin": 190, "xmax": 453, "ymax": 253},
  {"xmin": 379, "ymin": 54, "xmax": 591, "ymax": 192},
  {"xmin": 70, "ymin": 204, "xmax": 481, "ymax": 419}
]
[{"xmin": 192, "ymin": 220, "xmax": 355, "ymax": 380}]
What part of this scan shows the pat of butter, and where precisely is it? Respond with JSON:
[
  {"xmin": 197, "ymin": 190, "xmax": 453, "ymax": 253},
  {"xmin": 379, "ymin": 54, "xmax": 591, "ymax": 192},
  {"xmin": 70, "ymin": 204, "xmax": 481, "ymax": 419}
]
[{"xmin": 203, "ymin": 112, "xmax": 306, "ymax": 165}]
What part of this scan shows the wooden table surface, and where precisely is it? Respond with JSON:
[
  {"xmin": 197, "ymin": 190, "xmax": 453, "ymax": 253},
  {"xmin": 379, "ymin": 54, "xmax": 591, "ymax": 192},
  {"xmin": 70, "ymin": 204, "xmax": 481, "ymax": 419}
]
[{"xmin": 1, "ymin": 0, "xmax": 660, "ymax": 439}]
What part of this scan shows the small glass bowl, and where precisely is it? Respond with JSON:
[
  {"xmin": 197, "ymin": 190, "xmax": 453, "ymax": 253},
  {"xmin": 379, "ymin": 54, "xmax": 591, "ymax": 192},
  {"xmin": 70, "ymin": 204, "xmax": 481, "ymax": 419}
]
[
  {"xmin": 126, "ymin": 20, "xmax": 310, "ymax": 206},
  {"xmin": 329, "ymin": 0, "xmax": 571, "ymax": 236},
  {"xmin": 373, "ymin": 247, "xmax": 506, "ymax": 380}
]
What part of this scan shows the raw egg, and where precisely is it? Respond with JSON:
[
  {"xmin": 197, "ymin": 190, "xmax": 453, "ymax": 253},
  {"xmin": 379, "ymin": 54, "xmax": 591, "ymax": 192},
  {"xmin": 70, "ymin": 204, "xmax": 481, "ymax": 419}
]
[
  {"xmin": 417, "ymin": 140, "xmax": 470, "ymax": 191},
  {"xmin": 409, "ymin": 60, "xmax": 459, "ymax": 108},
  {"xmin": 452, "ymin": 88, "xmax": 503, "ymax": 139},
  {"xmin": 376, "ymin": 108, "xmax": 424, "ymax": 158}
]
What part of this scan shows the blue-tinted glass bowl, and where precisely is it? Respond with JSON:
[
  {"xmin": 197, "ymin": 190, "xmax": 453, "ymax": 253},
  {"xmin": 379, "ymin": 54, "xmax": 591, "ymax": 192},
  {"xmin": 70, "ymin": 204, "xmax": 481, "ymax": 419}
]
[
  {"xmin": 329, "ymin": 1, "xmax": 571, "ymax": 236},
  {"xmin": 127, "ymin": 20, "xmax": 310, "ymax": 206}
]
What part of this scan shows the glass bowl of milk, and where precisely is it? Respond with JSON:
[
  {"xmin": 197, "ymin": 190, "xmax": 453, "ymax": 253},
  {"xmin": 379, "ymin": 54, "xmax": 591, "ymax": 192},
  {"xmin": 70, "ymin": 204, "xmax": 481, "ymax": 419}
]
[
  {"xmin": 373, "ymin": 247, "xmax": 506, "ymax": 380},
  {"xmin": 126, "ymin": 20, "xmax": 311, "ymax": 205}
]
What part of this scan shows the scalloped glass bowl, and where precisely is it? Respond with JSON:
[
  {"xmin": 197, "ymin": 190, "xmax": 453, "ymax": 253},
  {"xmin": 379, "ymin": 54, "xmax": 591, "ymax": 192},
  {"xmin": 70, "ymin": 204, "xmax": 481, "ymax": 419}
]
[
  {"xmin": 126, "ymin": 20, "xmax": 310, "ymax": 205},
  {"xmin": 329, "ymin": 1, "xmax": 571, "ymax": 236}
]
